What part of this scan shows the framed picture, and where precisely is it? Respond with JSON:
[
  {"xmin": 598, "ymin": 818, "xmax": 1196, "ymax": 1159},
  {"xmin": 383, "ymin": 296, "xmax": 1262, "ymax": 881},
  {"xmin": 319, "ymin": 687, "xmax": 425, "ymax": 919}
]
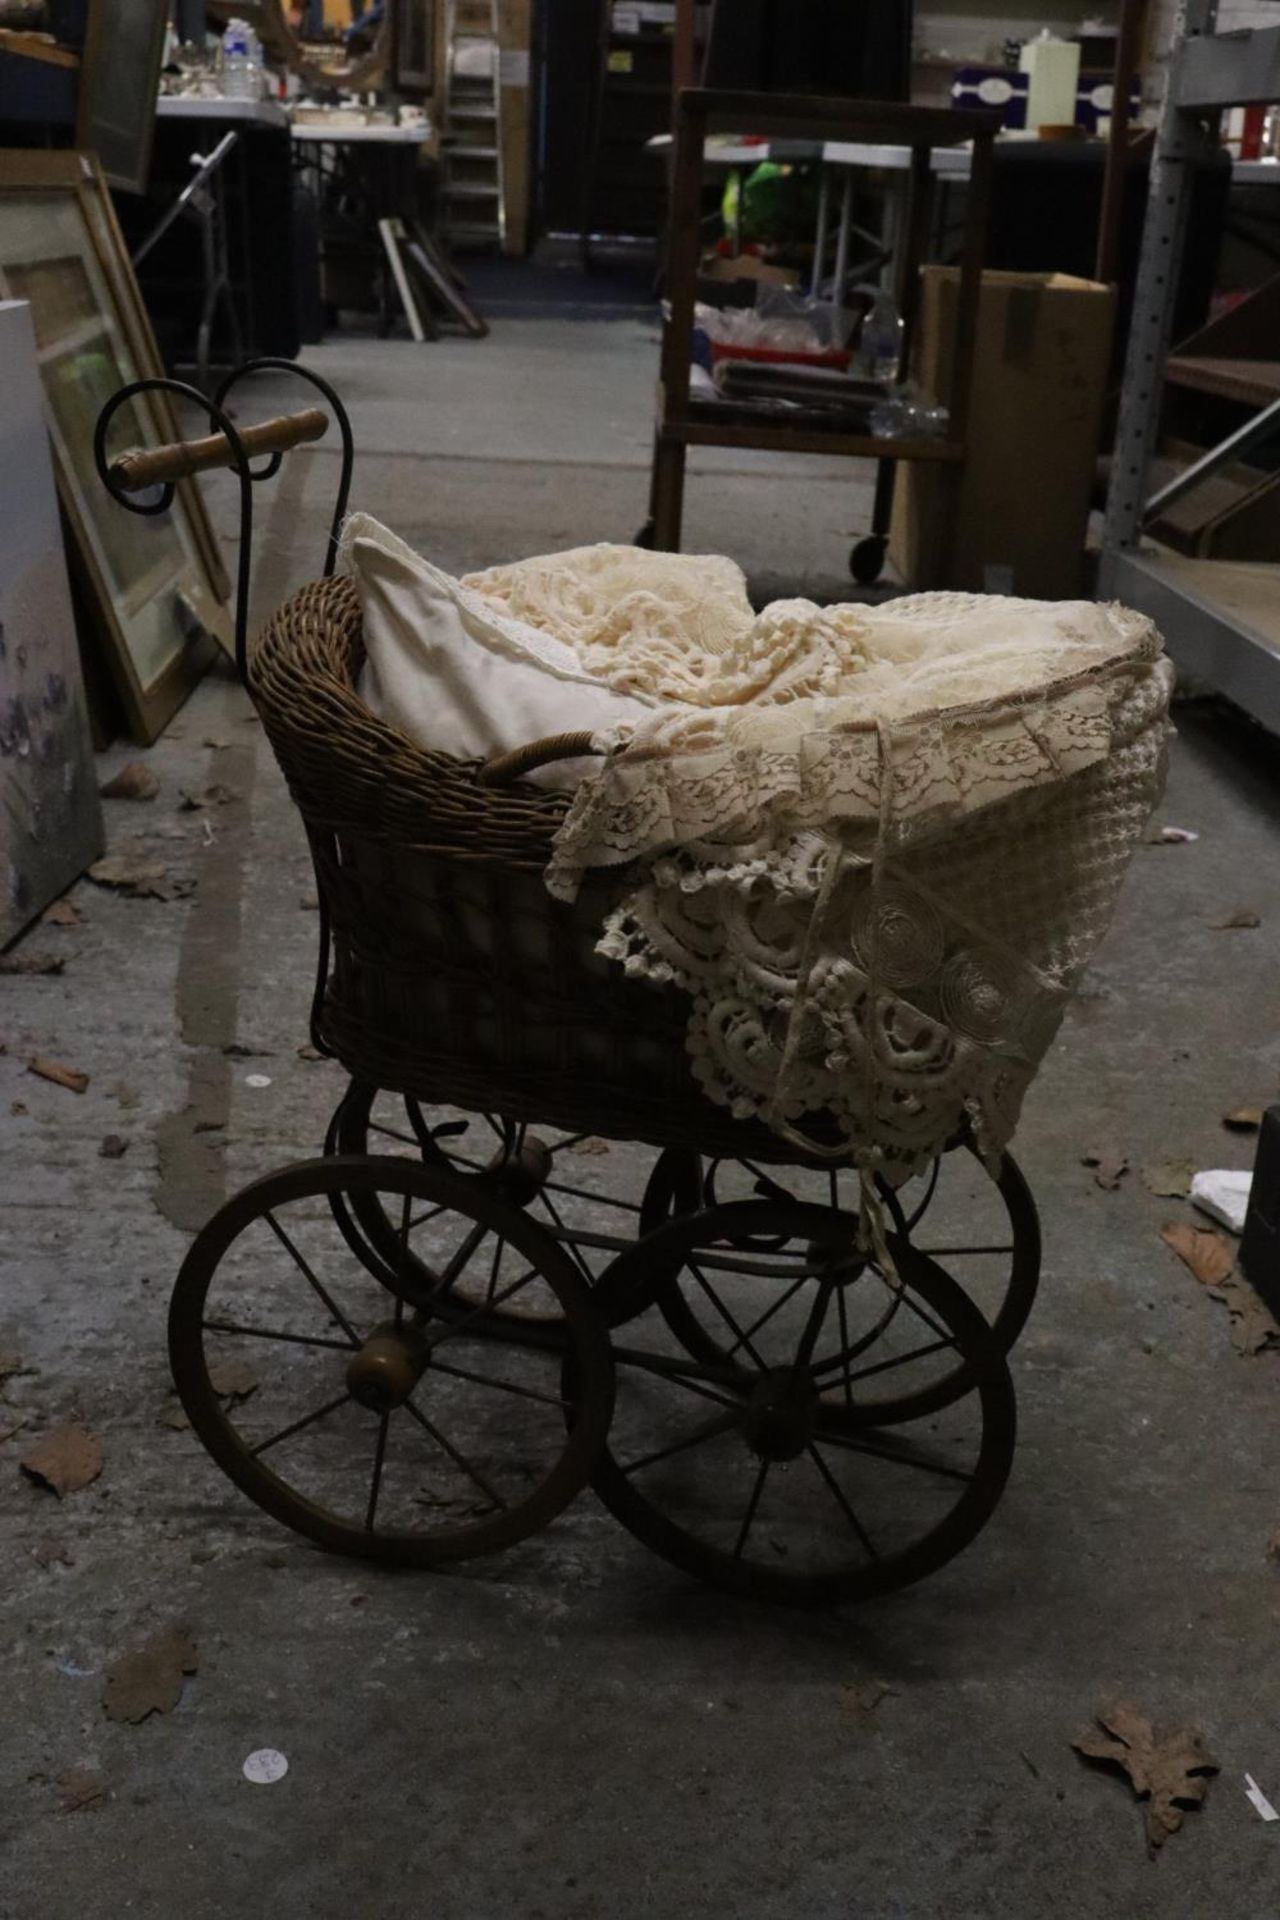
[
  {"xmin": 0, "ymin": 154, "xmax": 231, "ymax": 743},
  {"xmin": 394, "ymin": 0, "xmax": 435, "ymax": 92},
  {"xmin": 76, "ymin": 0, "xmax": 169, "ymax": 196},
  {"xmin": 0, "ymin": 299, "xmax": 104, "ymax": 944}
]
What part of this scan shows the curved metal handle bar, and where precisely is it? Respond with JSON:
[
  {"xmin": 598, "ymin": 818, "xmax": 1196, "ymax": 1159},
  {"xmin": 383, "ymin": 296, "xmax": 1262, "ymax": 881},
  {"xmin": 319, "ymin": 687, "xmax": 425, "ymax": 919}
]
[
  {"xmin": 94, "ymin": 375, "xmax": 257, "ymax": 685},
  {"xmin": 213, "ymin": 357, "xmax": 355, "ymax": 579},
  {"xmin": 209, "ymin": 359, "xmax": 356, "ymax": 1064}
]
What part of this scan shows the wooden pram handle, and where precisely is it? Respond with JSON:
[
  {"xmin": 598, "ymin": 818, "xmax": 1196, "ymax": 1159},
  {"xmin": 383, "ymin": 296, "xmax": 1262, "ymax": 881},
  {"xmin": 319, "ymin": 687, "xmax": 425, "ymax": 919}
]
[
  {"xmin": 477, "ymin": 731, "xmax": 602, "ymax": 786},
  {"xmin": 109, "ymin": 407, "xmax": 329, "ymax": 491}
]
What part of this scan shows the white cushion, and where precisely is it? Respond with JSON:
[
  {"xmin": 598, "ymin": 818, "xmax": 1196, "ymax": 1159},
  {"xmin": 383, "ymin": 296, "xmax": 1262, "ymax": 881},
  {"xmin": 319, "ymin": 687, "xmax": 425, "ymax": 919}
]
[{"xmin": 344, "ymin": 514, "xmax": 656, "ymax": 788}]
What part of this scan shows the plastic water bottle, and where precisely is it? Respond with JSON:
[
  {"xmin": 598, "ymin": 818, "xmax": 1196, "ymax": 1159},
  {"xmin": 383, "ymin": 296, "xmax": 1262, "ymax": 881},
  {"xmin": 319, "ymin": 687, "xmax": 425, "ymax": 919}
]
[
  {"xmin": 860, "ymin": 289, "xmax": 905, "ymax": 386},
  {"xmin": 222, "ymin": 17, "xmax": 262, "ymax": 100}
]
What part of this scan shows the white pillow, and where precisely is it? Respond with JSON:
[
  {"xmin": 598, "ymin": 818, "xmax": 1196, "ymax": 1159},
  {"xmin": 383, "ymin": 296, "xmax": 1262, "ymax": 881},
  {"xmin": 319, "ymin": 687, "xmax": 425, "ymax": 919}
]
[{"xmin": 344, "ymin": 514, "xmax": 656, "ymax": 789}]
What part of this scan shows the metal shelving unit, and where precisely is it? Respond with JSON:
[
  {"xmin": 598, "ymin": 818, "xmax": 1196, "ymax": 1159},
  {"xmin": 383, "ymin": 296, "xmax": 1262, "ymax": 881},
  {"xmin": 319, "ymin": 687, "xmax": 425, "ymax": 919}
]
[{"xmin": 1100, "ymin": 0, "xmax": 1280, "ymax": 736}]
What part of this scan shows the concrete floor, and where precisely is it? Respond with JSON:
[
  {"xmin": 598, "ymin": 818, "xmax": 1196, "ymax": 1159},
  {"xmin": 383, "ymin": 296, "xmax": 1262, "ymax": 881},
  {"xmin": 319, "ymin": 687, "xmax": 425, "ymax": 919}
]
[{"xmin": 3, "ymin": 319, "xmax": 1280, "ymax": 1919}]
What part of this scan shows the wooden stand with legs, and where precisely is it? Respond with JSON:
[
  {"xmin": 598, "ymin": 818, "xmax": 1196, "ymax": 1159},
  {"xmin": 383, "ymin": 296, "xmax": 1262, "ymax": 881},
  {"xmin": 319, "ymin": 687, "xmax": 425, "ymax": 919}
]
[{"xmin": 647, "ymin": 91, "xmax": 996, "ymax": 588}]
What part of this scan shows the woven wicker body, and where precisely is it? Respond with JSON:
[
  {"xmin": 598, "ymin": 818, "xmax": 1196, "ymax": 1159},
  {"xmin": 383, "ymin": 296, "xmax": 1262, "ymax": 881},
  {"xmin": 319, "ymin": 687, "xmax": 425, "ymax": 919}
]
[{"xmin": 252, "ymin": 575, "xmax": 838, "ymax": 1165}]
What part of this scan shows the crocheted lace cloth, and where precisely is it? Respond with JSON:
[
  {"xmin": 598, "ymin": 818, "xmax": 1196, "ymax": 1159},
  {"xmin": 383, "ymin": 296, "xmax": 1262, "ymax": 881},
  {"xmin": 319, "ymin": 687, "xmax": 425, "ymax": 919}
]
[{"xmin": 465, "ymin": 549, "xmax": 1173, "ymax": 1178}]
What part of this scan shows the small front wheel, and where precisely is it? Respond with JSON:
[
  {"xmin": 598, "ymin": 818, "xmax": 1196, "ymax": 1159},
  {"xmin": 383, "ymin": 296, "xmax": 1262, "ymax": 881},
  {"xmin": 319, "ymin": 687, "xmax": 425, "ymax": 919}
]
[{"xmin": 169, "ymin": 1156, "xmax": 615, "ymax": 1566}]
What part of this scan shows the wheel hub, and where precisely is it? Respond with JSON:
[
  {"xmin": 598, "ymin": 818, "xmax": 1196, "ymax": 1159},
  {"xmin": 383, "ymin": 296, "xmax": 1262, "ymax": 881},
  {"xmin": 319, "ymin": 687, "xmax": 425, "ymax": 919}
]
[
  {"xmin": 346, "ymin": 1320, "xmax": 430, "ymax": 1412},
  {"xmin": 740, "ymin": 1367, "xmax": 820, "ymax": 1462},
  {"xmin": 805, "ymin": 1237, "xmax": 866, "ymax": 1287},
  {"xmin": 497, "ymin": 1135, "xmax": 553, "ymax": 1207}
]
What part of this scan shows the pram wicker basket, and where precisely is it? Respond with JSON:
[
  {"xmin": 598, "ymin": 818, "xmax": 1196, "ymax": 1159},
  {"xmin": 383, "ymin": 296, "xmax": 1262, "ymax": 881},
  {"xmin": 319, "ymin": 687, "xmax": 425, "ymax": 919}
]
[{"xmin": 253, "ymin": 573, "xmax": 844, "ymax": 1165}]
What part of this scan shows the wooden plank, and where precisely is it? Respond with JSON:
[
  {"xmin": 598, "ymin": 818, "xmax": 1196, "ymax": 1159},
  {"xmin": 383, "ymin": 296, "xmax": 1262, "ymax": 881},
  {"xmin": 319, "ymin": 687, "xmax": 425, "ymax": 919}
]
[
  {"xmin": 1154, "ymin": 555, "xmax": 1280, "ymax": 652},
  {"xmin": 666, "ymin": 416, "xmax": 965, "ymax": 462},
  {"xmin": 1165, "ymin": 355, "xmax": 1280, "ymax": 408},
  {"xmin": 0, "ymin": 27, "xmax": 80, "ymax": 67},
  {"xmin": 679, "ymin": 89, "xmax": 999, "ymax": 147}
]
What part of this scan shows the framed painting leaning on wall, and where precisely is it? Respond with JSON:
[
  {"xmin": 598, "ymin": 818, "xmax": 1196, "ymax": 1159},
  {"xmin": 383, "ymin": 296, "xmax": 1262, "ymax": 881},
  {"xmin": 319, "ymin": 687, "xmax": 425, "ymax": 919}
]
[
  {"xmin": 0, "ymin": 153, "xmax": 232, "ymax": 744},
  {"xmin": 0, "ymin": 299, "xmax": 103, "ymax": 945}
]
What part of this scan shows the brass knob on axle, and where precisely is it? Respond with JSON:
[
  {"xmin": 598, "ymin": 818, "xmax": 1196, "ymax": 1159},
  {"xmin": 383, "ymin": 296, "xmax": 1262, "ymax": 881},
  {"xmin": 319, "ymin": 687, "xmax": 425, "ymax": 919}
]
[{"xmin": 346, "ymin": 1320, "xmax": 430, "ymax": 1412}]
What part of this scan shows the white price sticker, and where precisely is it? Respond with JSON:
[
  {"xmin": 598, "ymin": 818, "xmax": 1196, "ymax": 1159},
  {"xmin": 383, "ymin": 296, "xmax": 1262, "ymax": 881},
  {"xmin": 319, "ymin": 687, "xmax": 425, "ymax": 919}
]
[{"xmin": 243, "ymin": 1748, "xmax": 289, "ymax": 1785}]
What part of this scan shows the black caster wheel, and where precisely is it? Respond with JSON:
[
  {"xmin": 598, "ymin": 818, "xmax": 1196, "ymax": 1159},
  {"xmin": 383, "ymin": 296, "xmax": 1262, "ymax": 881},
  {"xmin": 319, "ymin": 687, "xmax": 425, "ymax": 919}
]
[
  {"xmin": 584, "ymin": 1199, "xmax": 1016, "ymax": 1606},
  {"xmin": 327, "ymin": 1081, "xmax": 659, "ymax": 1334},
  {"xmin": 634, "ymin": 518, "xmax": 656, "ymax": 549},
  {"xmin": 168, "ymin": 1155, "xmax": 615, "ymax": 1566},
  {"xmin": 634, "ymin": 1145, "xmax": 1039, "ymax": 1415},
  {"xmin": 849, "ymin": 535, "xmax": 886, "ymax": 585}
]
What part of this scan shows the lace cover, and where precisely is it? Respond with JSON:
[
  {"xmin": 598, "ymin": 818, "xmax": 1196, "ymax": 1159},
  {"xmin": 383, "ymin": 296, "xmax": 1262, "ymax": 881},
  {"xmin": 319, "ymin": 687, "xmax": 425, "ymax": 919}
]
[{"xmin": 465, "ymin": 551, "xmax": 1173, "ymax": 1177}]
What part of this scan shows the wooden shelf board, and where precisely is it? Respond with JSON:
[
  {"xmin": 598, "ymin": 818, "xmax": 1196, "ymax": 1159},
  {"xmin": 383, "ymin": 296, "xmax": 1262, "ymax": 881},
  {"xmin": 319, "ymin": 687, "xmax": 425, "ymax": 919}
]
[
  {"xmin": 1166, "ymin": 354, "xmax": 1280, "ymax": 408},
  {"xmin": 0, "ymin": 27, "xmax": 80, "ymax": 67},
  {"xmin": 663, "ymin": 411, "xmax": 964, "ymax": 461}
]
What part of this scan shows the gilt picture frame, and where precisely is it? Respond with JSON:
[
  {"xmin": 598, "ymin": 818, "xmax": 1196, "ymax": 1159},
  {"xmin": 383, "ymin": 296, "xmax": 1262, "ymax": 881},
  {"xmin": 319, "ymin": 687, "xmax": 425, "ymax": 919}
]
[{"xmin": 0, "ymin": 153, "xmax": 232, "ymax": 743}]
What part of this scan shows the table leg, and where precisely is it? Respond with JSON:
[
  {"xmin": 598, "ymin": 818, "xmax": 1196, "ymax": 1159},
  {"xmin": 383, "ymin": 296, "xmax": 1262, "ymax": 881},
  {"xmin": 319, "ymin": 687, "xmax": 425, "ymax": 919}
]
[
  {"xmin": 810, "ymin": 164, "xmax": 830, "ymax": 298},
  {"xmin": 650, "ymin": 434, "xmax": 687, "ymax": 551},
  {"xmin": 881, "ymin": 173, "xmax": 906, "ymax": 293},
  {"xmin": 831, "ymin": 170, "xmax": 853, "ymax": 310}
]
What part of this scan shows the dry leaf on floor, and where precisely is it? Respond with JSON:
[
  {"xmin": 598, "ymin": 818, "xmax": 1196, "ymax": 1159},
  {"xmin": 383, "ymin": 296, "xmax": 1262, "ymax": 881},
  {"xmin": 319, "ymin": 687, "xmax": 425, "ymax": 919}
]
[
  {"xmin": 414, "ymin": 1486, "xmax": 499, "ymax": 1520},
  {"xmin": 99, "ymin": 762, "xmax": 157, "ymax": 802},
  {"xmin": 571, "ymin": 1136, "xmax": 610, "ymax": 1156},
  {"xmin": 1160, "ymin": 1222, "xmax": 1236, "ymax": 1286},
  {"xmin": 1162, "ymin": 1225, "xmax": 1280, "ymax": 1354},
  {"xmin": 0, "ymin": 1343, "xmax": 31, "ymax": 1387},
  {"xmin": 98, "ymin": 1135, "xmax": 129, "ymax": 1159},
  {"xmin": 202, "ymin": 736, "xmax": 230, "ymax": 751},
  {"xmin": 88, "ymin": 856, "xmax": 194, "ymax": 902},
  {"xmin": 41, "ymin": 899, "xmax": 82, "ymax": 928},
  {"xmin": 0, "ymin": 953, "xmax": 65, "ymax": 976},
  {"xmin": 1074, "ymin": 1703, "xmax": 1218, "ymax": 1853},
  {"xmin": 178, "ymin": 783, "xmax": 237, "ymax": 811},
  {"xmin": 57, "ymin": 1768, "xmax": 105, "ymax": 1813},
  {"xmin": 1208, "ymin": 909, "xmax": 1261, "ymax": 930},
  {"xmin": 1210, "ymin": 1275, "xmax": 1280, "ymax": 1357},
  {"xmin": 159, "ymin": 1399, "xmax": 191, "ymax": 1432},
  {"xmin": 1142, "ymin": 1159, "xmax": 1195, "ymax": 1198},
  {"xmin": 839, "ymin": 1679, "xmax": 897, "ymax": 1723},
  {"xmin": 20, "ymin": 1422, "xmax": 102, "ymax": 1497},
  {"xmin": 101, "ymin": 1625, "xmax": 197, "ymax": 1724},
  {"xmin": 1223, "ymin": 1107, "xmax": 1263, "ymax": 1133},
  {"xmin": 296, "ymin": 1043, "xmax": 324, "ymax": 1062},
  {"xmin": 31, "ymin": 1537, "xmax": 75, "ymax": 1568},
  {"xmin": 27, "ymin": 1056, "xmax": 89, "ymax": 1094},
  {"xmin": 207, "ymin": 1361, "xmax": 258, "ymax": 1404},
  {"xmin": 1083, "ymin": 1147, "xmax": 1129, "ymax": 1191},
  {"xmin": 299, "ymin": 892, "xmax": 319, "ymax": 911}
]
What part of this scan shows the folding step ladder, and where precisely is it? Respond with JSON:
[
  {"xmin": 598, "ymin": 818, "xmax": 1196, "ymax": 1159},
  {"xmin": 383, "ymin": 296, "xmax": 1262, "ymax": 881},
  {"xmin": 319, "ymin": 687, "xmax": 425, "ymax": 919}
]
[{"xmin": 441, "ymin": 0, "xmax": 506, "ymax": 252}]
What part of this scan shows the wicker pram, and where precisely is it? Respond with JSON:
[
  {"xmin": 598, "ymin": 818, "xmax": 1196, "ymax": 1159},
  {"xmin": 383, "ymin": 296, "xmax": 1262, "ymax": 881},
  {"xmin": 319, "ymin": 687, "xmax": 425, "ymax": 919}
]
[{"xmin": 95, "ymin": 363, "xmax": 1162, "ymax": 1608}]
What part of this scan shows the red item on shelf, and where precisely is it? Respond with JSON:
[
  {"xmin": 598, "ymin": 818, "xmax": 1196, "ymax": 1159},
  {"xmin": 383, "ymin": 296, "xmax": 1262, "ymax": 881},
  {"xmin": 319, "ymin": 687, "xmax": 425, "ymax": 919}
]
[{"xmin": 708, "ymin": 341, "xmax": 852, "ymax": 371}]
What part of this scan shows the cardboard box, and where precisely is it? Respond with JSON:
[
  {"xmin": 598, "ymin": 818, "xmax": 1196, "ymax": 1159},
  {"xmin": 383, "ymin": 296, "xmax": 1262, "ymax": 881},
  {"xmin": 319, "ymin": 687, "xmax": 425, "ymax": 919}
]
[{"xmin": 890, "ymin": 269, "xmax": 1114, "ymax": 599}]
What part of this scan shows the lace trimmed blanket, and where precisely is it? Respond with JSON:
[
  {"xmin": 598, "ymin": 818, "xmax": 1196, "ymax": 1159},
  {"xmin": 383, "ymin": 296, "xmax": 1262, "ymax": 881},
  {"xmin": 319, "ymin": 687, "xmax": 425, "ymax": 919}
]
[{"xmin": 466, "ymin": 547, "xmax": 1173, "ymax": 1179}]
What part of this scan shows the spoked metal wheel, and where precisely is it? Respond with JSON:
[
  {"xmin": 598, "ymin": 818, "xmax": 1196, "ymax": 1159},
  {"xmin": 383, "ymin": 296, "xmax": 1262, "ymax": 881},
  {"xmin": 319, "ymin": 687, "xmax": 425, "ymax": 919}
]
[
  {"xmin": 640, "ymin": 1144, "xmax": 1039, "ymax": 1411},
  {"xmin": 327, "ymin": 1081, "xmax": 652, "ymax": 1333},
  {"xmin": 587, "ymin": 1200, "xmax": 1016, "ymax": 1606},
  {"xmin": 169, "ymin": 1156, "xmax": 614, "ymax": 1566}
]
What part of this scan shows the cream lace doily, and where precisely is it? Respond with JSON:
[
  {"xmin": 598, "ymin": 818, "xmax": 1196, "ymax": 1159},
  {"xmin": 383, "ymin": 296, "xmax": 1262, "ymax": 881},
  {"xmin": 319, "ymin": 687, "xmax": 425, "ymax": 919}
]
[{"xmin": 465, "ymin": 549, "xmax": 1173, "ymax": 1177}]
